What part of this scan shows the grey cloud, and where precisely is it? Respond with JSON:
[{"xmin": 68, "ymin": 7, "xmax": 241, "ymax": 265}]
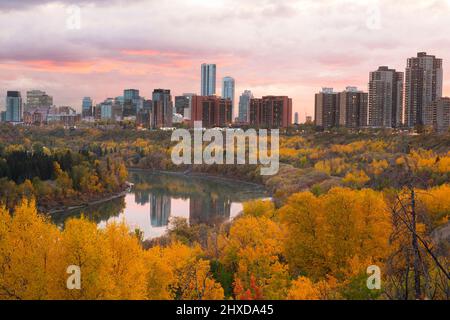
[{"xmin": 0, "ymin": 0, "xmax": 140, "ymax": 11}]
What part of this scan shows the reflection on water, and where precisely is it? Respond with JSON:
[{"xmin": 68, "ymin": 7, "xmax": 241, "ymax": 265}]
[{"xmin": 52, "ymin": 171, "xmax": 268, "ymax": 239}]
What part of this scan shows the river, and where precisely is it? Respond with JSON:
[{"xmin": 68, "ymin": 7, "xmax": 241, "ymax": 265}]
[{"xmin": 51, "ymin": 170, "xmax": 268, "ymax": 240}]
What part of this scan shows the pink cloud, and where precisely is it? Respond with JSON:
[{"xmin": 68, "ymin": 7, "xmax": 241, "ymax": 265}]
[{"xmin": 0, "ymin": 0, "xmax": 450, "ymax": 121}]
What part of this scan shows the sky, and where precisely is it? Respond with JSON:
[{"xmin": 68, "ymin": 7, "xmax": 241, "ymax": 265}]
[{"xmin": 1, "ymin": 0, "xmax": 450, "ymax": 121}]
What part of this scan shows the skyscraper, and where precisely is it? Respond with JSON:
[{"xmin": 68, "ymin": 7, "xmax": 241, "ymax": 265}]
[
  {"xmin": 338, "ymin": 87, "xmax": 368, "ymax": 128},
  {"xmin": 294, "ymin": 112, "xmax": 299, "ymax": 125},
  {"xmin": 238, "ymin": 90, "xmax": 253, "ymax": 123},
  {"xmin": 124, "ymin": 89, "xmax": 140, "ymax": 101},
  {"xmin": 26, "ymin": 90, "xmax": 53, "ymax": 110},
  {"xmin": 152, "ymin": 89, "xmax": 173, "ymax": 128},
  {"xmin": 405, "ymin": 52, "xmax": 443, "ymax": 128},
  {"xmin": 123, "ymin": 89, "xmax": 141, "ymax": 117},
  {"xmin": 222, "ymin": 76, "xmax": 235, "ymax": 117},
  {"xmin": 6, "ymin": 91, "xmax": 23, "ymax": 122},
  {"xmin": 315, "ymin": 88, "xmax": 339, "ymax": 128},
  {"xmin": 82, "ymin": 97, "xmax": 93, "ymax": 118},
  {"xmin": 201, "ymin": 64, "xmax": 216, "ymax": 96},
  {"xmin": 369, "ymin": 66, "xmax": 404, "ymax": 128}
]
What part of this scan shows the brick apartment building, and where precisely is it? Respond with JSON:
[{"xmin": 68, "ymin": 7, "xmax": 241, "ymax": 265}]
[
  {"xmin": 190, "ymin": 95, "xmax": 233, "ymax": 128},
  {"xmin": 249, "ymin": 96, "xmax": 292, "ymax": 128}
]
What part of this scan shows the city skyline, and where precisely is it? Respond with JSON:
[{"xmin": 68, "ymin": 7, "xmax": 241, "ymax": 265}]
[
  {"xmin": 201, "ymin": 64, "xmax": 217, "ymax": 96},
  {"xmin": 1, "ymin": 1, "xmax": 450, "ymax": 121}
]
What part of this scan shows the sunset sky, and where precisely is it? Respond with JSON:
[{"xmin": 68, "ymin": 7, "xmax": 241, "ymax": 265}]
[{"xmin": 1, "ymin": 0, "xmax": 450, "ymax": 120}]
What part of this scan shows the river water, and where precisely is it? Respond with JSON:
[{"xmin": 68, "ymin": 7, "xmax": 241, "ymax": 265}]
[{"xmin": 52, "ymin": 171, "xmax": 268, "ymax": 240}]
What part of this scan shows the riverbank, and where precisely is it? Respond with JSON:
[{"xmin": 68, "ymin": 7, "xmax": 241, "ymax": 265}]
[
  {"xmin": 44, "ymin": 166, "xmax": 270, "ymax": 218},
  {"xmin": 42, "ymin": 183, "xmax": 131, "ymax": 215},
  {"xmin": 127, "ymin": 167, "xmax": 268, "ymax": 190}
]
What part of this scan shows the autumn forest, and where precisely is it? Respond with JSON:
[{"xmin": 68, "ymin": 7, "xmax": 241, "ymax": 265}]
[{"xmin": 0, "ymin": 124, "xmax": 448, "ymax": 300}]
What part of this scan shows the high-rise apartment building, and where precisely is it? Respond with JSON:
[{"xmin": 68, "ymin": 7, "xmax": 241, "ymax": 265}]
[
  {"xmin": 222, "ymin": 77, "xmax": 235, "ymax": 117},
  {"xmin": 249, "ymin": 96, "xmax": 292, "ymax": 128},
  {"xmin": 96, "ymin": 98, "xmax": 121, "ymax": 121},
  {"xmin": 238, "ymin": 90, "xmax": 253, "ymax": 123},
  {"xmin": 424, "ymin": 97, "xmax": 450, "ymax": 133},
  {"xmin": 136, "ymin": 99, "xmax": 153, "ymax": 128},
  {"xmin": 339, "ymin": 87, "xmax": 368, "ymax": 128},
  {"xmin": 82, "ymin": 97, "xmax": 93, "ymax": 118},
  {"xmin": 190, "ymin": 95, "xmax": 232, "ymax": 128},
  {"xmin": 315, "ymin": 88, "xmax": 339, "ymax": 128},
  {"xmin": 201, "ymin": 64, "xmax": 216, "ymax": 96},
  {"xmin": 152, "ymin": 89, "xmax": 173, "ymax": 128},
  {"xmin": 294, "ymin": 112, "xmax": 299, "ymax": 125},
  {"xmin": 315, "ymin": 87, "xmax": 369, "ymax": 129},
  {"xmin": 435, "ymin": 98, "xmax": 450, "ymax": 133},
  {"xmin": 124, "ymin": 89, "xmax": 140, "ymax": 101},
  {"xmin": 405, "ymin": 52, "xmax": 443, "ymax": 128},
  {"xmin": 26, "ymin": 90, "xmax": 53, "ymax": 110},
  {"xmin": 122, "ymin": 89, "xmax": 142, "ymax": 117},
  {"xmin": 368, "ymin": 66, "xmax": 404, "ymax": 128},
  {"xmin": 6, "ymin": 91, "xmax": 23, "ymax": 122}
]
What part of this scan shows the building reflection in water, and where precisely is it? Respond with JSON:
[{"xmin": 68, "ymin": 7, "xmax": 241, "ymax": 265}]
[
  {"xmin": 136, "ymin": 190, "xmax": 231, "ymax": 227},
  {"xmin": 129, "ymin": 172, "xmax": 267, "ymax": 230},
  {"xmin": 57, "ymin": 172, "xmax": 268, "ymax": 240},
  {"xmin": 150, "ymin": 194, "xmax": 171, "ymax": 227},
  {"xmin": 189, "ymin": 194, "xmax": 231, "ymax": 225}
]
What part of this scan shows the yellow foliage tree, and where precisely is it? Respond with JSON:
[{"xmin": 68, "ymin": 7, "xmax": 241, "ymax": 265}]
[
  {"xmin": 314, "ymin": 158, "xmax": 349, "ymax": 176},
  {"xmin": 287, "ymin": 277, "xmax": 320, "ymax": 300},
  {"xmin": 368, "ymin": 160, "xmax": 389, "ymax": 176},
  {"xmin": 145, "ymin": 246, "xmax": 176, "ymax": 300},
  {"xmin": 0, "ymin": 201, "xmax": 224, "ymax": 300},
  {"xmin": 343, "ymin": 170, "xmax": 370, "ymax": 188},
  {"xmin": 103, "ymin": 222, "xmax": 148, "ymax": 299},
  {"xmin": 160, "ymin": 242, "xmax": 224, "ymax": 300},
  {"xmin": 242, "ymin": 200, "xmax": 275, "ymax": 218},
  {"xmin": 58, "ymin": 217, "xmax": 115, "ymax": 299},
  {"xmin": 279, "ymin": 188, "xmax": 392, "ymax": 281},
  {"xmin": 417, "ymin": 184, "xmax": 450, "ymax": 227},
  {"xmin": 0, "ymin": 200, "xmax": 61, "ymax": 300},
  {"xmin": 117, "ymin": 162, "xmax": 128, "ymax": 185},
  {"xmin": 54, "ymin": 162, "xmax": 75, "ymax": 198},
  {"xmin": 219, "ymin": 216, "xmax": 290, "ymax": 299}
]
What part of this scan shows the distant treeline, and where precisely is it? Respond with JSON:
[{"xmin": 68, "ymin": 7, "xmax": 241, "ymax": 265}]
[
  {"xmin": 0, "ymin": 146, "xmax": 118, "ymax": 184},
  {"xmin": 0, "ymin": 144, "xmax": 128, "ymax": 210}
]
